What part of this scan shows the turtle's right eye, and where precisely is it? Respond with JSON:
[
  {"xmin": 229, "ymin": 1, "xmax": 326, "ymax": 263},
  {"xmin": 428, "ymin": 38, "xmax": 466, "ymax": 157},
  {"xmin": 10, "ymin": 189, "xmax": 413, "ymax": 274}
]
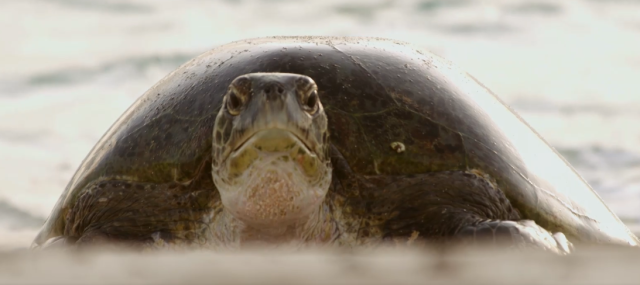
[{"xmin": 226, "ymin": 91, "xmax": 243, "ymax": 116}]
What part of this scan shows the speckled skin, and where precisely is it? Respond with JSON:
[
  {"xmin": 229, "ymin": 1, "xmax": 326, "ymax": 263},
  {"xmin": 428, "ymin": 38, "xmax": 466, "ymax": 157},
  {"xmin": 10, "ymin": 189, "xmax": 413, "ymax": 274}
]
[
  {"xmin": 210, "ymin": 74, "xmax": 333, "ymax": 231},
  {"xmin": 32, "ymin": 37, "xmax": 639, "ymax": 251}
]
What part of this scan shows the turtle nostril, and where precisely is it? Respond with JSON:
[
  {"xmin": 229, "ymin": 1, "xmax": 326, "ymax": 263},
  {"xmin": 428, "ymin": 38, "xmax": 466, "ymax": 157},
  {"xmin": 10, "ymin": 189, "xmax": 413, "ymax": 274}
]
[{"xmin": 264, "ymin": 84, "xmax": 285, "ymax": 100}]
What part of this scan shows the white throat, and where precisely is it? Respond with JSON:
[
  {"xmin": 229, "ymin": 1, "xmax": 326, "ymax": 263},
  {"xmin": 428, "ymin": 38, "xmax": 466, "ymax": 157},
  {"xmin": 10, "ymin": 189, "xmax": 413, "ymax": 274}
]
[{"xmin": 214, "ymin": 151, "xmax": 330, "ymax": 228}]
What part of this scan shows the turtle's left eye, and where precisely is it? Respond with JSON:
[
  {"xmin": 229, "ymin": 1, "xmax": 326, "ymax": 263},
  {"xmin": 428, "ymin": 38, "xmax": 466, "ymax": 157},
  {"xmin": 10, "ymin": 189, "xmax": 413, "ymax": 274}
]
[{"xmin": 303, "ymin": 90, "xmax": 319, "ymax": 114}]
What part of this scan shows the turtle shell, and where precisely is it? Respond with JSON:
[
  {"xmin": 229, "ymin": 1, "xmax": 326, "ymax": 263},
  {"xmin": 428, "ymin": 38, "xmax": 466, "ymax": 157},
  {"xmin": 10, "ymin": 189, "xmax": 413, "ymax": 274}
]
[{"xmin": 34, "ymin": 36, "xmax": 638, "ymax": 247}]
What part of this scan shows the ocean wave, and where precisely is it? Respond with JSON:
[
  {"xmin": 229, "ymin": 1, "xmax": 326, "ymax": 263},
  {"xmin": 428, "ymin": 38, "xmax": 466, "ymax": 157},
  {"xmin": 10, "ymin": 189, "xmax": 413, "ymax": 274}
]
[
  {"xmin": 433, "ymin": 22, "xmax": 514, "ymax": 34},
  {"xmin": 33, "ymin": 0, "xmax": 154, "ymax": 13},
  {"xmin": 415, "ymin": 0, "xmax": 471, "ymax": 12},
  {"xmin": 557, "ymin": 146, "xmax": 640, "ymax": 171},
  {"xmin": 0, "ymin": 53, "xmax": 195, "ymax": 96},
  {"xmin": 511, "ymin": 99, "xmax": 640, "ymax": 116},
  {"xmin": 504, "ymin": 2, "xmax": 562, "ymax": 14},
  {"xmin": 586, "ymin": 0, "xmax": 640, "ymax": 4},
  {"xmin": 0, "ymin": 200, "xmax": 45, "ymax": 230}
]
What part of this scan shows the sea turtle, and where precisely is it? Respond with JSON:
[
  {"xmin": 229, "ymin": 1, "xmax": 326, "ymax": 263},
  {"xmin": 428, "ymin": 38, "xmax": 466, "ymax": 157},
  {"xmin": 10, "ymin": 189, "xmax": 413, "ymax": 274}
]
[{"xmin": 32, "ymin": 37, "xmax": 639, "ymax": 253}]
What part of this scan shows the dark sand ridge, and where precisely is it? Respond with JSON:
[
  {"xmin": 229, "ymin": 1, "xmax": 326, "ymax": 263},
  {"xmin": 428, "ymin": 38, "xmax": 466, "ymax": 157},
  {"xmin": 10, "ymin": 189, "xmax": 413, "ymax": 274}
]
[{"xmin": 1, "ymin": 245, "xmax": 639, "ymax": 285}]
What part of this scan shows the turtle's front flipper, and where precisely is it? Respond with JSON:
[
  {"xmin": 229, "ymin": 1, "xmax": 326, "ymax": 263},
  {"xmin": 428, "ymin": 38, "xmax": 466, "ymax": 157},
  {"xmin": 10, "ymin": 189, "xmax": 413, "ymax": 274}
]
[
  {"xmin": 63, "ymin": 179, "xmax": 217, "ymax": 249},
  {"xmin": 456, "ymin": 219, "xmax": 573, "ymax": 254},
  {"xmin": 373, "ymin": 170, "xmax": 572, "ymax": 254}
]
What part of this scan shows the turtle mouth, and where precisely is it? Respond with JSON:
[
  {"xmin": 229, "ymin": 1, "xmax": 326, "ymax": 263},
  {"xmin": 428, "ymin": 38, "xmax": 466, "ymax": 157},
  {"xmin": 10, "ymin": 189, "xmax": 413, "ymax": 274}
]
[{"xmin": 230, "ymin": 128, "xmax": 315, "ymax": 156}]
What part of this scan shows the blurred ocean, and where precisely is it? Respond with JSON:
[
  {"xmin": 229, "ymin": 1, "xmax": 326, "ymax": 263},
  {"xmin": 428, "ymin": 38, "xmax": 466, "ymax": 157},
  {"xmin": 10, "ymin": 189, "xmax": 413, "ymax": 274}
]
[{"xmin": 0, "ymin": 0, "xmax": 639, "ymax": 249}]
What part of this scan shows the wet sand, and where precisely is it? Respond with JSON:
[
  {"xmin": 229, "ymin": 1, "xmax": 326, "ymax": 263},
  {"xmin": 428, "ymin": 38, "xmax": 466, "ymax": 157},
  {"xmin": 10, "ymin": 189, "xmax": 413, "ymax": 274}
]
[{"xmin": 1, "ymin": 245, "xmax": 638, "ymax": 285}]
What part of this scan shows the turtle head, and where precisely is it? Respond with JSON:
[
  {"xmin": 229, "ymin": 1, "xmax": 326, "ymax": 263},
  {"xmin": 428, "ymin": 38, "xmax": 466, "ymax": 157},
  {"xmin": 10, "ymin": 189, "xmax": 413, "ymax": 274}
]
[{"xmin": 212, "ymin": 73, "xmax": 331, "ymax": 228}]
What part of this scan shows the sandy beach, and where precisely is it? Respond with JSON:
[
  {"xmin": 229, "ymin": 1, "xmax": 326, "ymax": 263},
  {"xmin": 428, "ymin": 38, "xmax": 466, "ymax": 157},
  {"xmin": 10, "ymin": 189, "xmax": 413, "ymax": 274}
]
[{"xmin": 1, "ymin": 245, "xmax": 639, "ymax": 285}]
